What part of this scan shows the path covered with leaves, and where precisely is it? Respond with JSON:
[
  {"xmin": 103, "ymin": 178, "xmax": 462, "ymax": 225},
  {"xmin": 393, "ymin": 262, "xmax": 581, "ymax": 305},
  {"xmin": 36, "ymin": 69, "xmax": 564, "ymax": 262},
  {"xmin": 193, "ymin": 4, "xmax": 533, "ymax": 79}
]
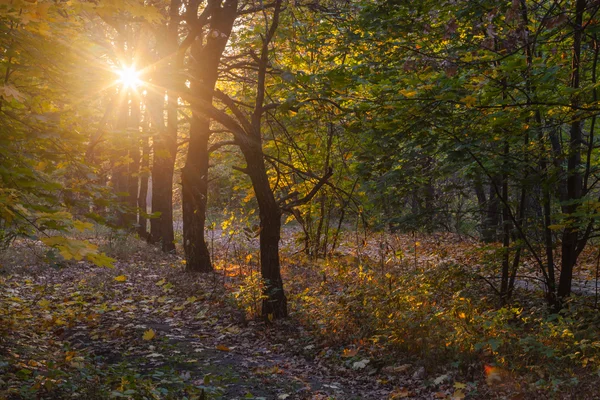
[{"xmin": 0, "ymin": 239, "xmax": 447, "ymax": 400}]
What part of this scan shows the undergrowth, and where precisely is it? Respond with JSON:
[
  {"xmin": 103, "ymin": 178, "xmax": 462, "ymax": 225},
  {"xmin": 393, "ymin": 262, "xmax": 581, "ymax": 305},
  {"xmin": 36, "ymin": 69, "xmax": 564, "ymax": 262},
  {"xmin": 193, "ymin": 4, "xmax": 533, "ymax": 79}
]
[{"xmin": 281, "ymin": 255, "xmax": 600, "ymax": 394}]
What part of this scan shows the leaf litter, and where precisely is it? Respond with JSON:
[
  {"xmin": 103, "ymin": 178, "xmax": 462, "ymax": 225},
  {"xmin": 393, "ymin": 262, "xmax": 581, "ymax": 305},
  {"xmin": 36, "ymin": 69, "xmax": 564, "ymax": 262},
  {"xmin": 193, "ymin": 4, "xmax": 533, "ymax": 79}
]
[{"xmin": 0, "ymin": 237, "xmax": 449, "ymax": 399}]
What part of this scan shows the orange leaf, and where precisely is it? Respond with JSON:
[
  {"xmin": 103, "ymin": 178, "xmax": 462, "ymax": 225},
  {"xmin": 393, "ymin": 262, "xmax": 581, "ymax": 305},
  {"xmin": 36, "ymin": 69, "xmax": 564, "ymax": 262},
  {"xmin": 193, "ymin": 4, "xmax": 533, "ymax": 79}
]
[{"xmin": 342, "ymin": 348, "xmax": 359, "ymax": 358}]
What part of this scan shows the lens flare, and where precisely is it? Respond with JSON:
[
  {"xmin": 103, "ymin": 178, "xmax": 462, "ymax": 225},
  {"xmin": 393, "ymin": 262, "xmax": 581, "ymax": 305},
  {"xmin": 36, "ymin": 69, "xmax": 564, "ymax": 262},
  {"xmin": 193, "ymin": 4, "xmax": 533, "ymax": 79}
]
[{"xmin": 117, "ymin": 66, "xmax": 141, "ymax": 89}]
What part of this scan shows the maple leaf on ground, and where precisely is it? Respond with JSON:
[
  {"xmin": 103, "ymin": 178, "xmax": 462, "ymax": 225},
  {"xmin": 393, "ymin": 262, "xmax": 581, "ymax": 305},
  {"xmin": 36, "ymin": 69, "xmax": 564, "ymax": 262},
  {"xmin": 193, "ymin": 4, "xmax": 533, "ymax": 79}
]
[{"xmin": 143, "ymin": 329, "xmax": 155, "ymax": 341}]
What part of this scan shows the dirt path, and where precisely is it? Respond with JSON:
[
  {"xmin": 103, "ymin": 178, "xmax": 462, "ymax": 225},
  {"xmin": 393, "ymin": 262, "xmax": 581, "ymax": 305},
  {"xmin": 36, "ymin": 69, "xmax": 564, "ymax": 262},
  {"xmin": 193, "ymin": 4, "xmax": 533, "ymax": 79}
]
[{"xmin": 1, "ymin": 244, "xmax": 400, "ymax": 399}]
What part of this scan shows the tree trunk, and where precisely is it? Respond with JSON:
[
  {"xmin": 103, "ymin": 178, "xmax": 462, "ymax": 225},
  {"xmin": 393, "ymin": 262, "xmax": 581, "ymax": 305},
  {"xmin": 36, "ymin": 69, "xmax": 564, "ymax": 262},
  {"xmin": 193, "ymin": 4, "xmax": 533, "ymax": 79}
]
[
  {"xmin": 114, "ymin": 91, "xmax": 131, "ymax": 228},
  {"xmin": 127, "ymin": 96, "xmax": 141, "ymax": 232},
  {"xmin": 558, "ymin": 0, "xmax": 586, "ymax": 303},
  {"xmin": 138, "ymin": 131, "xmax": 150, "ymax": 239},
  {"xmin": 182, "ymin": 115, "xmax": 211, "ymax": 271},
  {"xmin": 483, "ymin": 179, "xmax": 500, "ymax": 242},
  {"xmin": 241, "ymin": 143, "xmax": 288, "ymax": 318},
  {"xmin": 500, "ymin": 141, "xmax": 511, "ymax": 304},
  {"xmin": 182, "ymin": 0, "xmax": 238, "ymax": 272},
  {"xmin": 148, "ymin": 0, "xmax": 180, "ymax": 253},
  {"xmin": 149, "ymin": 96, "xmax": 177, "ymax": 252}
]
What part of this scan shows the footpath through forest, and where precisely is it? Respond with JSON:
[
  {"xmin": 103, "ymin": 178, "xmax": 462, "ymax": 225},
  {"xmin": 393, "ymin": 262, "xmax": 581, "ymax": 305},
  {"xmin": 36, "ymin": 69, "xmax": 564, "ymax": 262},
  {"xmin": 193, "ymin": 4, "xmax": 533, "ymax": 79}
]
[{"xmin": 0, "ymin": 237, "xmax": 430, "ymax": 400}]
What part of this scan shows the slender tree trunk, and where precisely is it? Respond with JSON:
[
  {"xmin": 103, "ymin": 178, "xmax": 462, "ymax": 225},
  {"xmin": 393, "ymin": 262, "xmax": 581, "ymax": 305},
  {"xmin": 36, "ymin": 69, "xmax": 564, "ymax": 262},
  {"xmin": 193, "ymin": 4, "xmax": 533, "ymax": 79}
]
[
  {"xmin": 127, "ymin": 96, "xmax": 141, "ymax": 231},
  {"xmin": 241, "ymin": 143, "xmax": 287, "ymax": 318},
  {"xmin": 473, "ymin": 177, "xmax": 487, "ymax": 237},
  {"xmin": 138, "ymin": 129, "xmax": 150, "ymax": 239},
  {"xmin": 114, "ymin": 91, "xmax": 130, "ymax": 228},
  {"xmin": 500, "ymin": 141, "xmax": 511, "ymax": 304}
]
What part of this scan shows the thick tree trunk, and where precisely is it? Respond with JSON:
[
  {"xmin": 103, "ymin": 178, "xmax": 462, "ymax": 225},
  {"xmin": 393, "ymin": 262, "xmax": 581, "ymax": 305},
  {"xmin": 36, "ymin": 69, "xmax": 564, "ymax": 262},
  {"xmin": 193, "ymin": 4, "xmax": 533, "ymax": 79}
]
[
  {"xmin": 148, "ymin": 0, "xmax": 180, "ymax": 253},
  {"xmin": 150, "ymin": 131, "xmax": 176, "ymax": 252},
  {"xmin": 148, "ymin": 85, "xmax": 177, "ymax": 252},
  {"xmin": 182, "ymin": 0, "xmax": 237, "ymax": 272},
  {"xmin": 182, "ymin": 116, "xmax": 211, "ymax": 271},
  {"xmin": 558, "ymin": 0, "xmax": 586, "ymax": 303}
]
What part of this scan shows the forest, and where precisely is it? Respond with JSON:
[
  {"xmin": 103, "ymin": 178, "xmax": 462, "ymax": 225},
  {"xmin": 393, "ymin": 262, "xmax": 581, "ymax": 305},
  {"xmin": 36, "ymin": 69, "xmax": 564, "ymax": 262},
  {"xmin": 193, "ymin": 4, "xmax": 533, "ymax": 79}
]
[{"xmin": 2, "ymin": 0, "xmax": 600, "ymax": 398}]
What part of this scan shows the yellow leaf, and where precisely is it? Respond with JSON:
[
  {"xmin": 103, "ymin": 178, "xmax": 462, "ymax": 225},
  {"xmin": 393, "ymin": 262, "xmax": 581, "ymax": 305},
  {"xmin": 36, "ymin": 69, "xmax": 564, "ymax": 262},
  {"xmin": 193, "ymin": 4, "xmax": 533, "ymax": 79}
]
[
  {"xmin": 400, "ymin": 89, "xmax": 417, "ymax": 98},
  {"xmin": 65, "ymin": 351, "xmax": 76, "ymax": 362},
  {"xmin": 155, "ymin": 278, "xmax": 166, "ymax": 286},
  {"xmin": 86, "ymin": 252, "xmax": 115, "ymax": 268},
  {"xmin": 114, "ymin": 275, "xmax": 127, "ymax": 282},
  {"xmin": 38, "ymin": 299, "xmax": 51, "ymax": 308},
  {"xmin": 143, "ymin": 329, "xmax": 155, "ymax": 341},
  {"xmin": 216, "ymin": 345, "xmax": 230, "ymax": 352},
  {"xmin": 73, "ymin": 220, "xmax": 93, "ymax": 232},
  {"xmin": 460, "ymin": 95, "xmax": 477, "ymax": 107},
  {"xmin": 0, "ymin": 85, "xmax": 25, "ymax": 102},
  {"xmin": 454, "ymin": 382, "xmax": 466, "ymax": 389}
]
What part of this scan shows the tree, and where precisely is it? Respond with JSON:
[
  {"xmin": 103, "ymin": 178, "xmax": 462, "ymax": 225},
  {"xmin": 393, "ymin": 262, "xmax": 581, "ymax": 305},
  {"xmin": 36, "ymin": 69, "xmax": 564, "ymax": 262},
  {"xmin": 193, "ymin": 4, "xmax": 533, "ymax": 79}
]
[
  {"xmin": 342, "ymin": 0, "xmax": 600, "ymax": 308},
  {"xmin": 181, "ymin": 0, "xmax": 239, "ymax": 272},
  {"xmin": 147, "ymin": 0, "xmax": 181, "ymax": 253},
  {"xmin": 183, "ymin": 0, "xmax": 334, "ymax": 318}
]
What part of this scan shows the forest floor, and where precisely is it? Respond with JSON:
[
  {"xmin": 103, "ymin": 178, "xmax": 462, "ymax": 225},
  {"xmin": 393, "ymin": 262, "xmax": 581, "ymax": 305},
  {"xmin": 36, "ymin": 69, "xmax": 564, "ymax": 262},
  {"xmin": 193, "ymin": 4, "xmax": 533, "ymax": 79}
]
[
  {"xmin": 0, "ymin": 238, "xmax": 418, "ymax": 399},
  {"xmin": 1, "ymin": 228, "xmax": 600, "ymax": 399}
]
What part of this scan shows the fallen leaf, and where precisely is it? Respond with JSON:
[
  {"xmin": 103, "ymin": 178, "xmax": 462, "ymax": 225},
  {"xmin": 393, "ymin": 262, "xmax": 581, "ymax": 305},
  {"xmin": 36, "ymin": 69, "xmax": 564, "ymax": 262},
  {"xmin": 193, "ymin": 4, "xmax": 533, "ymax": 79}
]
[
  {"xmin": 342, "ymin": 348, "xmax": 359, "ymax": 358},
  {"xmin": 38, "ymin": 299, "xmax": 51, "ymax": 308},
  {"xmin": 114, "ymin": 275, "xmax": 127, "ymax": 282},
  {"xmin": 216, "ymin": 344, "xmax": 230, "ymax": 352},
  {"xmin": 143, "ymin": 329, "xmax": 155, "ymax": 341}
]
